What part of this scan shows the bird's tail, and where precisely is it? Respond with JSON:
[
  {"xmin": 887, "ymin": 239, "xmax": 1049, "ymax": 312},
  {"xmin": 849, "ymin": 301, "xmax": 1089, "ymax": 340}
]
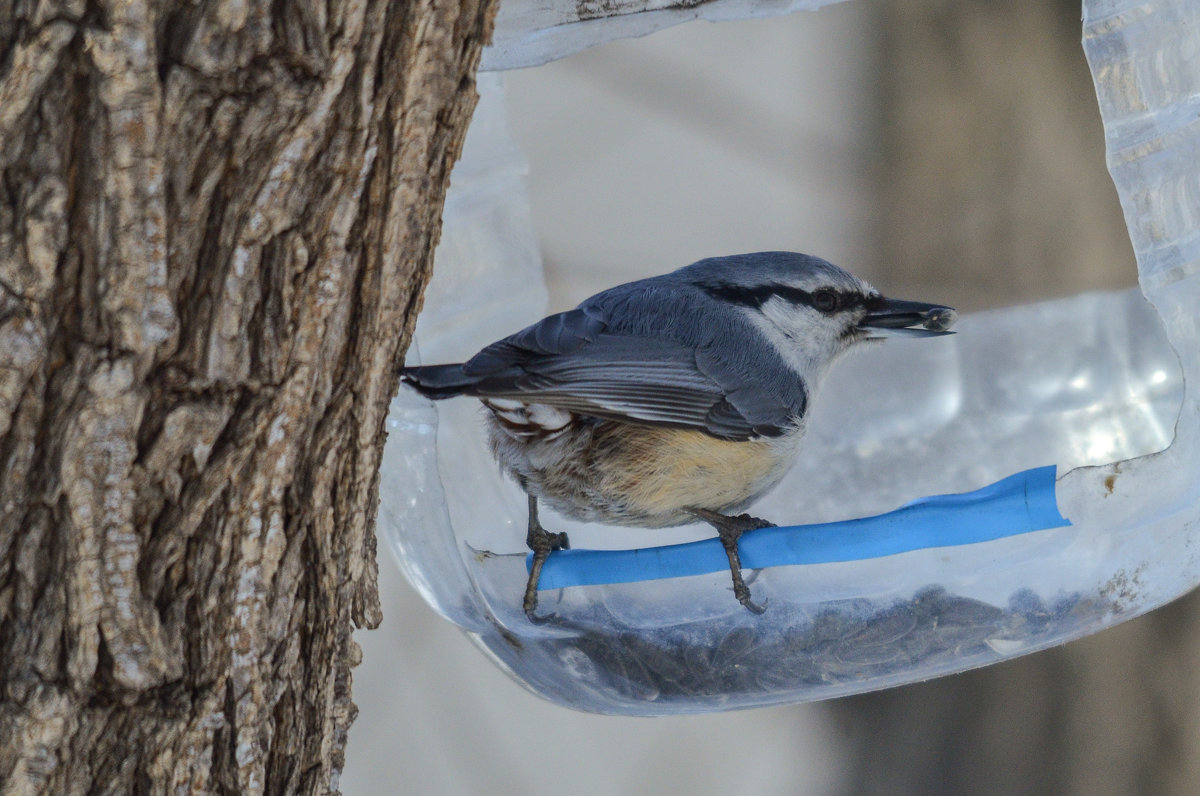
[{"xmin": 400, "ymin": 363, "xmax": 476, "ymax": 399}]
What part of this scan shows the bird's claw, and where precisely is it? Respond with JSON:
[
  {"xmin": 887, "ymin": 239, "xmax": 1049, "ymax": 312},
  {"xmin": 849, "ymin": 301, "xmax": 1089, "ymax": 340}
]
[
  {"xmin": 688, "ymin": 508, "xmax": 773, "ymax": 614},
  {"xmin": 523, "ymin": 495, "xmax": 569, "ymax": 621}
]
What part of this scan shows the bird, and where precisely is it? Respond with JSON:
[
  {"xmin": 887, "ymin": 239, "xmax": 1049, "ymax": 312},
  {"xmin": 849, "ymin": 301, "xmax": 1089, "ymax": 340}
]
[{"xmin": 401, "ymin": 251, "xmax": 956, "ymax": 619}]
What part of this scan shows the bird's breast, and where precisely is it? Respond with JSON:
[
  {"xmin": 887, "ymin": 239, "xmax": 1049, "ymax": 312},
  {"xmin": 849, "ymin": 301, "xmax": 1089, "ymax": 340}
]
[
  {"xmin": 589, "ymin": 423, "xmax": 803, "ymax": 525},
  {"xmin": 483, "ymin": 396, "xmax": 805, "ymax": 528}
]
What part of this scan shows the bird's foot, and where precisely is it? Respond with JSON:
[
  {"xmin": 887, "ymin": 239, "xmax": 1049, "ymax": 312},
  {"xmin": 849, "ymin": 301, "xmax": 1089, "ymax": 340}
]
[
  {"xmin": 688, "ymin": 509, "xmax": 774, "ymax": 614},
  {"xmin": 523, "ymin": 496, "xmax": 569, "ymax": 621}
]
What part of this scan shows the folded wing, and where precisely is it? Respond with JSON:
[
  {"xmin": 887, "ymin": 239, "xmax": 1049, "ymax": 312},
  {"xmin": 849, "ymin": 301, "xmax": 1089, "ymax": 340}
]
[{"xmin": 447, "ymin": 305, "xmax": 803, "ymax": 440}]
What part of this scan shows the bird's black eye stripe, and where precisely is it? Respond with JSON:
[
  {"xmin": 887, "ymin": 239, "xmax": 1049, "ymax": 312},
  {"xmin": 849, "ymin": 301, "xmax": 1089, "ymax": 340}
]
[{"xmin": 702, "ymin": 282, "xmax": 868, "ymax": 312}]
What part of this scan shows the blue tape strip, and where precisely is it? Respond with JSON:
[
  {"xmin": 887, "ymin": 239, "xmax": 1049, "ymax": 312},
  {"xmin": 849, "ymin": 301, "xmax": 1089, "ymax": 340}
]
[{"xmin": 532, "ymin": 465, "xmax": 1071, "ymax": 590}]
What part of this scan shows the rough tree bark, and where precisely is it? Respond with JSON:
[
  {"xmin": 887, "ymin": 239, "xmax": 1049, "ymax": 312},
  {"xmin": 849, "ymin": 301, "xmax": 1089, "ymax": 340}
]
[{"xmin": 0, "ymin": 0, "xmax": 495, "ymax": 792}]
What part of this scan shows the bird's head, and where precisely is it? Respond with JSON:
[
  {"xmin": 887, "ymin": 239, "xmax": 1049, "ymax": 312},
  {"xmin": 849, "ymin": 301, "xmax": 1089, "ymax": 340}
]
[{"xmin": 688, "ymin": 251, "xmax": 956, "ymax": 378}]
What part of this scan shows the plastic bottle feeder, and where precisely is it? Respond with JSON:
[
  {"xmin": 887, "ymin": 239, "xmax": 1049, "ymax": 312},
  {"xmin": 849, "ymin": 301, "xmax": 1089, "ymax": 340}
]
[{"xmin": 380, "ymin": 0, "xmax": 1200, "ymax": 714}]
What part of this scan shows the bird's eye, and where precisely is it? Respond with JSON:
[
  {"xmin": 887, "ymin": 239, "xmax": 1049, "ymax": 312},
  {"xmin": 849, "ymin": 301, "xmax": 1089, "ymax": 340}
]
[{"xmin": 812, "ymin": 289, "xmax": 839, "ymax": 313}]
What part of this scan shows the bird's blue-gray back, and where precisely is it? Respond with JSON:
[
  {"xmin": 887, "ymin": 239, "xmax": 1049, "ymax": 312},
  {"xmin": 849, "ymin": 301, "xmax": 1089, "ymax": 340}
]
[{"xmin": 460, "ymin": 272, "xmax": 809, "ymax": 440}]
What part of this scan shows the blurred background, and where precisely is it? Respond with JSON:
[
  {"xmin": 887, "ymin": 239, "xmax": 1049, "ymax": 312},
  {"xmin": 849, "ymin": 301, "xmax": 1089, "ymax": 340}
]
[{"xmin": 344, "ymin": 1, "xmax": 1200, "ymax": 793}]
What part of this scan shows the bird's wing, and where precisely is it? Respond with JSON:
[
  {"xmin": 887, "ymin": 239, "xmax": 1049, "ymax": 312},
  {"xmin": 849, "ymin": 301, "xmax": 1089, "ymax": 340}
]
[{"xmin": 460, "ymin": 306, "xmax": 803, "ymax": 440}]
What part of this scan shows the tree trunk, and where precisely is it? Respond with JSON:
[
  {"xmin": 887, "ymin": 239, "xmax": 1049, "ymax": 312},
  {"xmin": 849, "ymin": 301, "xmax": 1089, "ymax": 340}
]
[{"xmin": 0, "ymin": 0, "xmax": 494, "ymax": 792}]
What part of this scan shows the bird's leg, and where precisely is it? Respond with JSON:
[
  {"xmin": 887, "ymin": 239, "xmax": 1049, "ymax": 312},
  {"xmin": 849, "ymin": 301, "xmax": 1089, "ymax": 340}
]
[
  {"xmin": 688, "ymin": 509, "xmax": 774, "ymax": 614},
  {"xmin": 523, "ymin": 493, "xmax": 570, "ymax": 620}
]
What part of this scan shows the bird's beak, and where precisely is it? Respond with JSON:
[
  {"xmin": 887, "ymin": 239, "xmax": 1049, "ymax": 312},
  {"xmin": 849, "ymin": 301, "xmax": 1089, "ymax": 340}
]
[{"xmin": 859, "ymin": 298, "xmax": 957, "ymax": 338}]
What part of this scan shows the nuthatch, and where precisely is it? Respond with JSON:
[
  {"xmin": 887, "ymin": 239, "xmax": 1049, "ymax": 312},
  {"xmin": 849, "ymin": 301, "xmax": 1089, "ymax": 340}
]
[{"xmin": 402, "ymin": 252, "xmax": 955, "ymax": 618}]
